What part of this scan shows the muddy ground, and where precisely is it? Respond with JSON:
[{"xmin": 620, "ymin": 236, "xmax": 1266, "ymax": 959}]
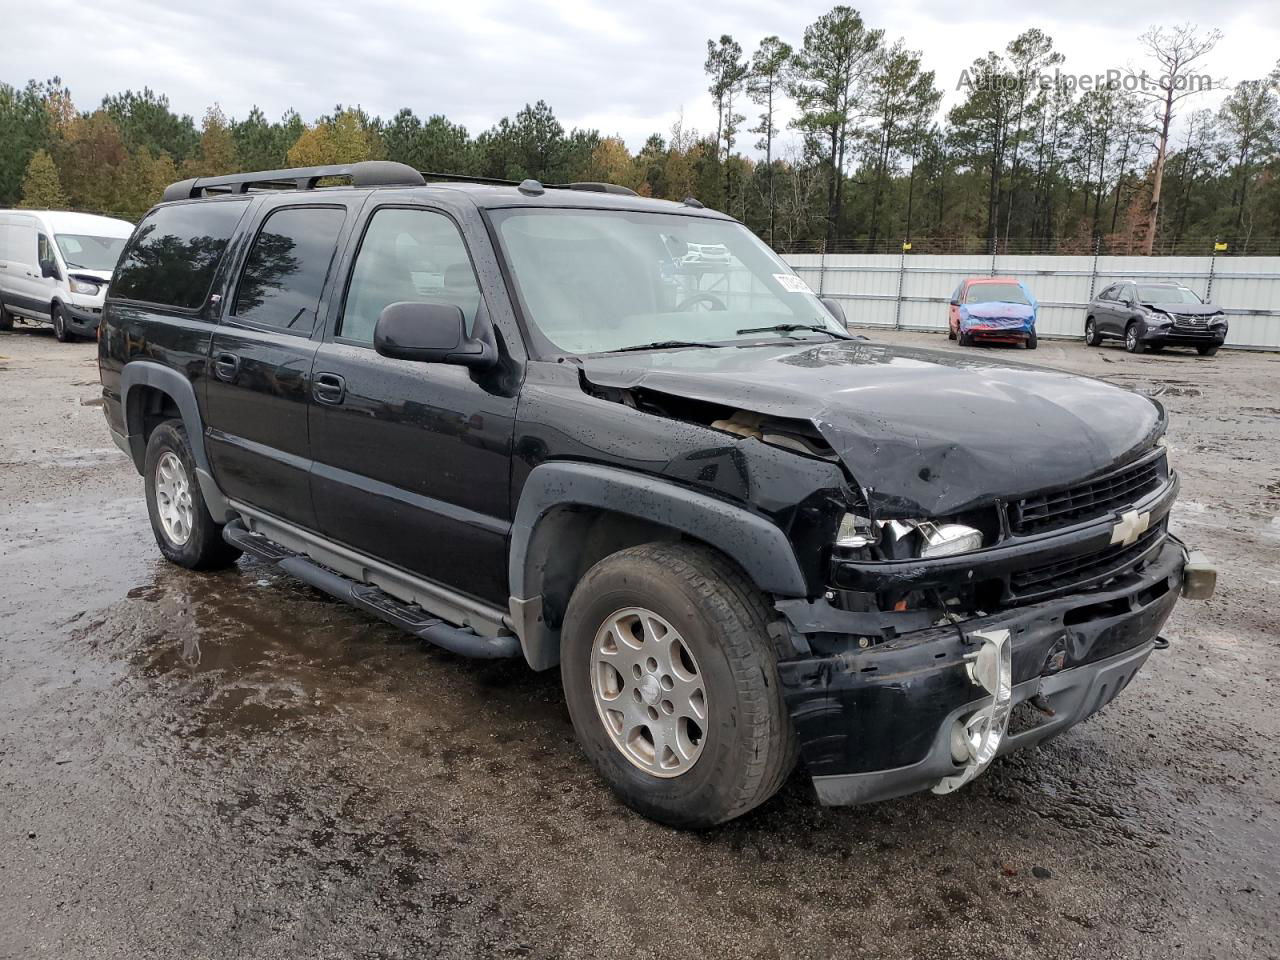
[{"xmin": 1, "ymin": 325, "xmax": 1276, "ymax": 960}]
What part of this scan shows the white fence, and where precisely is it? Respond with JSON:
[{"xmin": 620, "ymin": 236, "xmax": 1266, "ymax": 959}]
[{"xmin": 781, "ymin": 252, "xmax": 1280, "ymax": 350}]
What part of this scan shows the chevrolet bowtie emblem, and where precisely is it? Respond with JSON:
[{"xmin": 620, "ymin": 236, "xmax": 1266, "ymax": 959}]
[{"xmin": 1110, "ymin": 509, "xmax": 1152, "ymax": 547}]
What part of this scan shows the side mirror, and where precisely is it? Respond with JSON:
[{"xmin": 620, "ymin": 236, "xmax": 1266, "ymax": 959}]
[
  {"xmin": 374, "ymin": 301, "xmax": 496, "ymax": 368},
  {"xmin": 949, "ymin": 298, "xmax": 959, "ymax": 307},
  {"xmin": 40, "ymin": 259, "xmax": 61, "ymax": 281},
  {"xmin": 820, "ymin": 296, "xmax": 848, "ymax": 329}
]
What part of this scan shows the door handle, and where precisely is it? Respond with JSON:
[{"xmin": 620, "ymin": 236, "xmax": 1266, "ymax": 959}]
[
  {"xmin": 312, "ymin": 372, "xmax": 346, "ymax": 405},
  {"xmin": 213, "ymin": 352, "xmax": 241, "ymax": 381}
]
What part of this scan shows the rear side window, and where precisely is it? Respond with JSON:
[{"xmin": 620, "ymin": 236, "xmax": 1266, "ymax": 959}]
[
  {"xmin": 233, "ymin": 206, "xmax": 346, "ymax": 334},
  {"xmin": 111, "ymin": 201, "xmax": 248, "ymax": 309}
]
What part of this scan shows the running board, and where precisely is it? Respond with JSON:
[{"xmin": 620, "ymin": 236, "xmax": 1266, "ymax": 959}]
[{"xmin": 223, "ymin": 521, "xmax": 520, "ymax": 660}]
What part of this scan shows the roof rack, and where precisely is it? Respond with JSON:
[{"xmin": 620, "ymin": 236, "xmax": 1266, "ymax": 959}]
[
  {"xmin": 162, "ymin": 161, "xmax": 426, "ymax": 202},
  {"xmin": 419, "ymin": 171, "xmax": 638, "ymax": 197},
  {"xmin": 162, "ymin": 163, "xmax": 641, "ymax": 203}
]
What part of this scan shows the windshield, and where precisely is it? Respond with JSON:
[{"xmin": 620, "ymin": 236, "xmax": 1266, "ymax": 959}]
[
  {"xmin": 489, "ymin": 208, "xmax": 844, "ymax": 354},
  {"xmin": 964, "ymin": 282, "xmax": 1028, "ymax": 305},
  {"xmin": 55, "ymin": 234, "xmax": 127, "ymax": 272},
  {"xmin": 1137, "ymin": 284, "xmax": 1202, "ymax": 304}
]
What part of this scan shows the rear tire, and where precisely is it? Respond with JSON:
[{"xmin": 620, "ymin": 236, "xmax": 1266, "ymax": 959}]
[
  {"xmin": 561, "ymin": 542, "xmax": 797, "ymax": 829},
  {"xmin": 948, "ymin": 325, "xmax": 956, "ymax": 340},
  {"xmin": 1197, "ymin": 345, "xmax": 1219, "ymax": 357},
  {"xmin": 1084, "ymin": 317, "xmax": 1100, "ymax": 346},
  {"xmin": 144, "ymin": 420, "xmax": 241, "ymax": 570},
  {"xmin": 52, "ymin": 303, "xmax": 72, "ymax": 342},
  {"xmin": 1125, "ymin": 323, "xmax": 1145, "ymax": 354}
]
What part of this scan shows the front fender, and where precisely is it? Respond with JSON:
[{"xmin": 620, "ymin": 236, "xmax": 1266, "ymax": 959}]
[{"xmin": 508, "ymin": 460, "xmax": 809, "ymax": 670}]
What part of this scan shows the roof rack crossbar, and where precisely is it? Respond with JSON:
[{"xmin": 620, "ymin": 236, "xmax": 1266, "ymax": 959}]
[
  {"xmin": 162, "ymin": 161, "xmax": 426, "ymax": 202},
  {"xmin": 418, "ymin": 171, "xmax": 638, "ymax": 197},
  {"xmin": 420, "ymin": 171, "xmax": 524, "ymax": 187}
]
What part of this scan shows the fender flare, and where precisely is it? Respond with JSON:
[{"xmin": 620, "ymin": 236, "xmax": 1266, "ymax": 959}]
[
  {"xmin": 120, "ymin": 360, "xmax": 233, "ymax": 522},
  {"xmin": 507, "ymin": 461, "xmax": 809, "ymax": 670}
]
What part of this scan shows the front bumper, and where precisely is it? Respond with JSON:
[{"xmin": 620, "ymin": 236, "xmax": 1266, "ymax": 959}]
[
  {"xmin": 776, "ymin": 537, "xmax": 1197, "ymax": 806},
  {"xmin": 961, "ymin": 318, "xmax": 1035, "ymax": 343},
  {"xmin": 64, "ymin": 302, "xmax": 104, "ymax": 334},
  {"xmin": 1140, "ymin": 323, "xmax": 1226, "ymax": 345}
]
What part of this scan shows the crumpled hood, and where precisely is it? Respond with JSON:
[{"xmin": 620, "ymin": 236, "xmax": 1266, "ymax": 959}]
[
  {"xmin": 1144, "ymin": 301, "xmax": 1222, "ymax": 317},
  {"xmin": 581, "ymin": 340, "xmax": 1164, "ymax": 517}
]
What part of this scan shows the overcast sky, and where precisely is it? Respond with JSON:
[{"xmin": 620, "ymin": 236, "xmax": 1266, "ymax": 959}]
[{"xmin": 3, "ymin": 0, "xmax": 1277, "ymax": 152}]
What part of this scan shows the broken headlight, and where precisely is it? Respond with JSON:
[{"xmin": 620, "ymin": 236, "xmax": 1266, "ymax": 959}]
[{"xmin": 836, "ymin": 514, "xmax": 984, "ymax": 559}]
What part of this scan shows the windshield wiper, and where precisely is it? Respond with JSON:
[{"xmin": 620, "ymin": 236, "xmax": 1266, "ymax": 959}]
[
  {"xmin": 611, "ymin": 340, "xmax": 725, "ymax": 353},
  {"xmin": 735, "ymin": 322, "xmax": 851, "ymax": 339}
]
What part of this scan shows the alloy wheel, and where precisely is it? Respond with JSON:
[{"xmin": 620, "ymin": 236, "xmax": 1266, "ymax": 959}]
[
  {"xmin": 589, "ymin": 607, "xmax": 707, "ymax": 778},
  {"xmin": 154, "ymin": 451, "xmax": 194, "ymax": 545}
]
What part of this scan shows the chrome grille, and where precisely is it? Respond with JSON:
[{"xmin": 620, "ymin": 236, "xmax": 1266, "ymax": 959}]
[{"xmin": 1010, "ymin": 452, "xmax": 1164, "ymax": 536}]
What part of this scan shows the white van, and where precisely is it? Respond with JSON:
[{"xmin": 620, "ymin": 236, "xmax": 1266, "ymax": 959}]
[{"xmin": 0, "ymin": 210, "xmax": 135, "ymax": 341}]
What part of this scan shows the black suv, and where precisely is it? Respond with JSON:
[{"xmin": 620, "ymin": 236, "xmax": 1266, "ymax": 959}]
[
  {"xmin": 1085, "ymin": 281, "xmax": 1228, "ymax": 355},
  {"xmin": 100, "ymin": 161, "xmax": 1216, "ymax": 827}
]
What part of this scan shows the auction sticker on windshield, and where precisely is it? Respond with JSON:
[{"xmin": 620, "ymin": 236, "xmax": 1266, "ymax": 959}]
[{"xmin": 774, "ymin": 274, "xmax": 812, "ymax": 294}]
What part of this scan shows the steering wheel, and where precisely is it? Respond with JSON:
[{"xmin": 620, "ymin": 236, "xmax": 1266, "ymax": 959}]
[{"xmin": 676, "ymin": 292, "xmax": 727, "ymax": 312}]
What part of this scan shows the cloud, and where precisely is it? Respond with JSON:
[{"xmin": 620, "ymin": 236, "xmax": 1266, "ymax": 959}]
[{"xmin": 1, "ymin": 0, "xmax": 1275, "ymax": 152}]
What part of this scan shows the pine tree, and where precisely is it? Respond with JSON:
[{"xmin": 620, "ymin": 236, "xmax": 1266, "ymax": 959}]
[{"xmin": 20, "ymin": 148, "xmax": 68, "ymax": 208}]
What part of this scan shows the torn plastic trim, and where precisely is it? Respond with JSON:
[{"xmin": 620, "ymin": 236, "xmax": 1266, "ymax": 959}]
[
  {"xmin": 774, "ymin": 597, "xmax": 940, "ymax": 640},
  {"xmin": 932, "ymin": 628, "xmax": 1013, "ymax": 794}
]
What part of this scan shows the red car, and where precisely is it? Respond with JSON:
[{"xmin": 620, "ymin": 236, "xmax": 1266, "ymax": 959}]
[{"xmin": 948, "ymin": 277, "xmax": 1038, "ymax": 349}]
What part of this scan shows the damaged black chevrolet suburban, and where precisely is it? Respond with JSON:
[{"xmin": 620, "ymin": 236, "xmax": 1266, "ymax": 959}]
[{"xmin": 99, "ymin": 161, "xmax": 1217, "ymax": 828}]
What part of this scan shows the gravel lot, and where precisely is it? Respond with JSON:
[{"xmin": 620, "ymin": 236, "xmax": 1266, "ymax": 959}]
[{"xmin": 1, "ymin": 325, "xmax": 1277, "ymax": 960}]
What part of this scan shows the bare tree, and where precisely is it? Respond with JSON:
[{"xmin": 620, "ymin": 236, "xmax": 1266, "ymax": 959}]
[{"xmin": 1128, "ymin": 23, "xmax": 1221, "ymax": 254}]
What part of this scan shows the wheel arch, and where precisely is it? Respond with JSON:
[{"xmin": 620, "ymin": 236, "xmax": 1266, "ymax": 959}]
[
  {"xmin": 120, "ymin": 361, "xmax": 232, "ymax": 522},
  {"xmin": 508, "ymin": 461, "xmax": 809, "ymax": 671}
]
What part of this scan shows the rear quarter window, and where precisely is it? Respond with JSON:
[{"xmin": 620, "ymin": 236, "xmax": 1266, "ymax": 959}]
[{"xmin": 110, "ymin": 200, "xmax": 248, "ymax": 309}]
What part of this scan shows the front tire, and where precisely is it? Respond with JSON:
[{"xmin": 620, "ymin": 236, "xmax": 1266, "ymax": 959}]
[
  {"xmin": 0, "ymin": 301, "xmax": 13, "ymax": 332},
  {"xmin": 561, "ymin": 542, "xmax": 797, "ymax": 828},
  {"xmin": 144, "ymin": 420, "xmax": 241, "ymax": 570},
  {"xmin": 1125, "ymin": 323, "xmax": 1145, "ymax": 354},
  {"xmin": 1084, "ymin": 317, "xmax": 1101, "ymax": 346},
  {"xmin": 1025, "ymin": 330, "xmax": 1038, "ymax": 350},
  {"xmin": 52, "ymin": 303, "xmax": 72, "ymax": 342},
  {"xmin": 959, "ymin": 331, "xmax": 973, "ymax": 347},
  {"xmin": 1197, "ymin": 345, "xmax": 1219, "ymax": 357}
]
